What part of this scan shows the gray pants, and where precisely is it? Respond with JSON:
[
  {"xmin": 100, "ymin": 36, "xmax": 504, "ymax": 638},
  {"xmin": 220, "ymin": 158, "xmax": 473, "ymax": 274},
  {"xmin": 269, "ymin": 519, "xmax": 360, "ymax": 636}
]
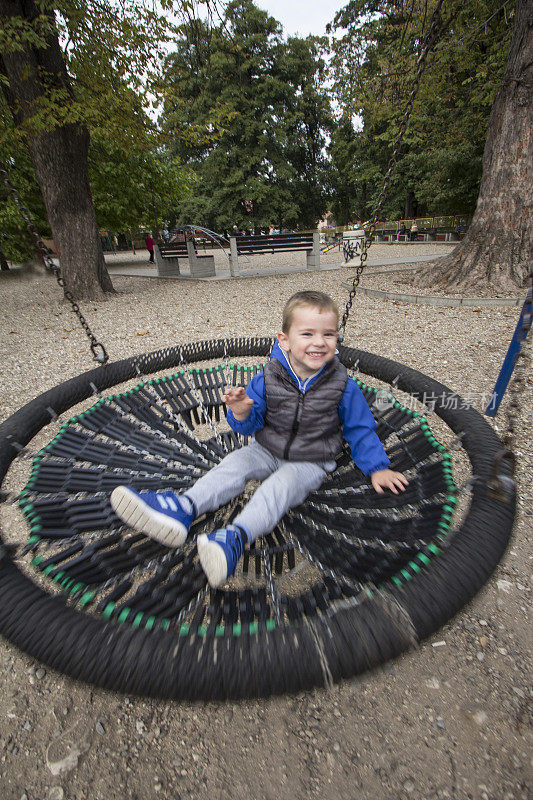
[{"xmin": 185, "ymin": 440, "xmax": 335, "ymax": 542}]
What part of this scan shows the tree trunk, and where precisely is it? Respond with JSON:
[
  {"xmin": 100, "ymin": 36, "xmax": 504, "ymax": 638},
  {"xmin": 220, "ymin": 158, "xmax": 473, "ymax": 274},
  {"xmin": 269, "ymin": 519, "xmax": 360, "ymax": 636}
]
[
  {"xmin": 404, "ymin": 190, "xmax": 417, "ymax": 218},
  {"xmin": 0, "ymin": 0, "xmax": 114, "ymax": 300},
  {"xmin": 358, "ymin": 180, "xmax": 368, "ymax": 222},
  {"xmin": 0, "ymin": 245, "xmax": 9, "ymax": 270},
  {"xmin": 415, "ymin": 0, "xmax": 532, "ymax": 291}
]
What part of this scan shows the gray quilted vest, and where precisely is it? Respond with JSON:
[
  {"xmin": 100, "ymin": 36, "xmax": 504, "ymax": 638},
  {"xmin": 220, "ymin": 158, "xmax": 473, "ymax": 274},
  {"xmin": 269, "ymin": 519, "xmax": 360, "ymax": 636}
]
[{"xmin": 255, "ymin": 357, "xmax": 348, "ymax": 462}]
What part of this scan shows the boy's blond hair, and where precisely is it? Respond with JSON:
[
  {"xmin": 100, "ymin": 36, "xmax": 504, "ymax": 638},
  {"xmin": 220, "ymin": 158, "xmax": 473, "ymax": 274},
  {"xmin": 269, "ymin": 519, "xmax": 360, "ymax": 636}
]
[{"xmin": 281, "ymin": 291, "xmax": 339, "ymax": 333}]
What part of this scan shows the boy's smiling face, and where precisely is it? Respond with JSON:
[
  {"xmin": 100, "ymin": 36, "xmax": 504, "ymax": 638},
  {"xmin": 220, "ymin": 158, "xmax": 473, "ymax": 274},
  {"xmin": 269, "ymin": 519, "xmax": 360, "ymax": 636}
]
[{"xmin": 278, "ymin": 304, "xmax": 338, "ymax": 379}]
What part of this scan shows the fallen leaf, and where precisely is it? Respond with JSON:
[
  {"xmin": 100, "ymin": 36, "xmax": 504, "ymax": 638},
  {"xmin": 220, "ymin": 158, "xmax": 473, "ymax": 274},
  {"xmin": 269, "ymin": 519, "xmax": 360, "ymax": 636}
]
[
  {"xmin": 9, "ymin": 331, "xmax": 19, "ymax": 334},
  {"xmin": 137, "ymin": 331, "xmax": 149, "ymax": 336}
]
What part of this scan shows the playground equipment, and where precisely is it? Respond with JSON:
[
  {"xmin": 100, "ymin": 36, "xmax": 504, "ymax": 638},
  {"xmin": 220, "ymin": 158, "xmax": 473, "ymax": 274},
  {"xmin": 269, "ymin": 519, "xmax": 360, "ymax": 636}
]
[{"xmin": 0, "ymin": 0, "xmax": 524, "ymax": 698}]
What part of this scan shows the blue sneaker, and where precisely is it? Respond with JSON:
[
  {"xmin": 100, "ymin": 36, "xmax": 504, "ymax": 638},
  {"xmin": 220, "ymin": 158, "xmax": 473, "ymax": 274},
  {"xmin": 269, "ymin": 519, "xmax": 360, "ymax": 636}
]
[
  {"xmin": 197, "ymin": 527, "xmax": 245, "ymax": 588},
  {"xmin": 110, "ymin": 486, "xmax": 193, "ymax": 547}
]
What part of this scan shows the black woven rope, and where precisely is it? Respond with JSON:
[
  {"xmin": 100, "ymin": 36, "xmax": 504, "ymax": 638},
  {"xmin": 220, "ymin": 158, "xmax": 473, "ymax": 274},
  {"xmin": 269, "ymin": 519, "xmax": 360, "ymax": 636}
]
[
  {"xmin": 20, "ymin": 360, "xmax": 450, "ymax": 613},
  {"xmin": 0, "ymin": 338, "xmax": 516, "ymax": 699}
]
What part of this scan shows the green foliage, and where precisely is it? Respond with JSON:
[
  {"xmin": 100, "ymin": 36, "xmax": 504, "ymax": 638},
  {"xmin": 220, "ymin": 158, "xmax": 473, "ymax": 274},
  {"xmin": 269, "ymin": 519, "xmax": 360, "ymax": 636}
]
[
  {"xmin": 328, "ymin": 117, "xmax": 376, "ymax": 224},
  {"xmin": 162, "ymin": 0, "xmax": 333, "ymax": 231},
  {"xmin": 329, "ymin": 0, "xmax": 513, "ymax": 219},
  {"xmin": 0, "ymin": 0, "xmax": 179, "ymax": 140},
  {"xmin": 0, "ymin": 0, "xmax": 198, "ymax": 254},
  {"xmin": 88, "ymin": 134, "xmax": 196, "ymax": 233},
  {"xmin": 0, "ymin": 166, "xmax": 49, "ymax": 262},
  {"xmin": 0, "ymin": 0, "xmax": 515, "ymax": 257},
  {"xmin": 0, "ymin": 101, "xmax": 49, "ymax": 262}
]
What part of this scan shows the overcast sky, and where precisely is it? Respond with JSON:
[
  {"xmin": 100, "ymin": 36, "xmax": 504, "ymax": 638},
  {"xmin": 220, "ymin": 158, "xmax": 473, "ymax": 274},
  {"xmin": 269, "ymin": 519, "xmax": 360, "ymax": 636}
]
[{"xmin": 257, "ymin": 0, "xmax": 345, "ymax": 37}]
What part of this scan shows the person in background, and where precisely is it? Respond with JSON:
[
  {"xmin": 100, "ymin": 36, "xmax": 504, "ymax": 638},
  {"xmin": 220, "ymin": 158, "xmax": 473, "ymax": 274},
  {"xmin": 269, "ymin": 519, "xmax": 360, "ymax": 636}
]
[{"xmin": 145, "ymin": 232, "xmax": 155, "ymax": 263}]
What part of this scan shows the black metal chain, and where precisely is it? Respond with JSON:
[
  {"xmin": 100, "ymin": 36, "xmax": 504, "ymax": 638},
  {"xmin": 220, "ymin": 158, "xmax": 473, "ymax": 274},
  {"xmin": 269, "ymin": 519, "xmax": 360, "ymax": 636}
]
[
  {"xmin": 335, "ymin": 0, "xmax": 528, "ymax": 483},
  {"xmin": 1, "ymin": 165, "xmax": 109, "ymax": 365},
  {"xmin": 339, "ymin": 0, "xmax": 446, "ymax": 341}
]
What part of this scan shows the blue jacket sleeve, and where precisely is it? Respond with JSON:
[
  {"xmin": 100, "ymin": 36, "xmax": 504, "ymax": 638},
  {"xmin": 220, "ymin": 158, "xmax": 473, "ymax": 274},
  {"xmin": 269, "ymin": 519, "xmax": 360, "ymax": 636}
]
[
  {"xmin": 226, "ymin": 373, "xmax": 267, "ymax": 435},
  {"xmin": 339, "ymin": 379, "xmax": 391, "ymax": 476}
]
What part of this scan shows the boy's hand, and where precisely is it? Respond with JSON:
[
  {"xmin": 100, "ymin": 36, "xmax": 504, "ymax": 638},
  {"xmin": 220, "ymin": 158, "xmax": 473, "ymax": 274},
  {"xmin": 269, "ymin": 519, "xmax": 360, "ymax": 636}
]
[
  {"xmin": 223, "ymin": 386, "xmax": 254, "ymax": 420},
  {"xmin": 371, "ymin": 469, "xmax": 409, "ymax": 494}
]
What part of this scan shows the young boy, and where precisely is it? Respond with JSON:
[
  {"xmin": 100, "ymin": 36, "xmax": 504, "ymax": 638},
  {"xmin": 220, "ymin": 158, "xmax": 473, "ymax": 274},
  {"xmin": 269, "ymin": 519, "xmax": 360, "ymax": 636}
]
[{"xmin": 110, "ymin": 291, "xmax": 408, "ymax": 588}]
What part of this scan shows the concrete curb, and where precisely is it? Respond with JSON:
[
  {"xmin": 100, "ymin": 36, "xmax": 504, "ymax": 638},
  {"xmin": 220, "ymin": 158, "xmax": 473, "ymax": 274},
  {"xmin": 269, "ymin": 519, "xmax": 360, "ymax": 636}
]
[
  {"xmin": 342, "ymin": 282, "xmax": 522, "ymax": 308},
  {"xmin": 105, "ymin": 254, "xmax": 443, "ymax": 281}
]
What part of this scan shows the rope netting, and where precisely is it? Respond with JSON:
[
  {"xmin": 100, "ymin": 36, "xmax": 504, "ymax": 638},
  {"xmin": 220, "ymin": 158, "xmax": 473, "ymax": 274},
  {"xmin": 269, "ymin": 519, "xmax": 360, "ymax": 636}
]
[{"xmin": 0, "ymin": 339, "xmax": 515, "ymax": 698}]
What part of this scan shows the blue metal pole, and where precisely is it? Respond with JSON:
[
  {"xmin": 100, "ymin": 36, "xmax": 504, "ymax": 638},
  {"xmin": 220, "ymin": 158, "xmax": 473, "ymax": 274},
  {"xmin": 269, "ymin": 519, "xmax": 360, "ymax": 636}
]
[{"xmin": 486, "ymin": 287, "xmax": 532, "ymax": 417}]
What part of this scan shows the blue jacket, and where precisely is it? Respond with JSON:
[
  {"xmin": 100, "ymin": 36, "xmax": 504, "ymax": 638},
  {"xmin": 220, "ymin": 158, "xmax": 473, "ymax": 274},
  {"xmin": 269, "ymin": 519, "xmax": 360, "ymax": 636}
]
[{"xmin": 227, "ymin": 341, "xmax": 391, "ymax": 476}]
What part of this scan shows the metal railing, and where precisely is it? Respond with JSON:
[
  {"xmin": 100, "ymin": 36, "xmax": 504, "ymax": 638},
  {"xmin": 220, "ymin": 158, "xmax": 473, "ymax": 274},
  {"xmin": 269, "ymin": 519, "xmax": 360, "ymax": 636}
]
[{"xmin": 372, "ymin": 214, "xmax": 471, "ymax": 232}]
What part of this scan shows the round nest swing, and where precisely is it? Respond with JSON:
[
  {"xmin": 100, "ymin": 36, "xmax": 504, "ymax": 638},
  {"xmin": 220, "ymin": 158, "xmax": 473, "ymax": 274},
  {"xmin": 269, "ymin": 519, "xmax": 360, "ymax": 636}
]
[
  {"xmin": 0, "ymin": 336, "xmax": 516, "ymax": 699},
  {"xmin": 0, "ymin": 2, "xmax": 518, "ymax": 698}
]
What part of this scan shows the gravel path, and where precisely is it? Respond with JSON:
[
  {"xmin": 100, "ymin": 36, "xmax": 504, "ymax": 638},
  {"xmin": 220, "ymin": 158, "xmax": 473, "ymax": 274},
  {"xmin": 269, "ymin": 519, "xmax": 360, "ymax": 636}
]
[
  {"xmin": 0, "ymin": 256, "xmax": 531, "ymax": 800},
  {"xmin": 100, "ymin": 241, "xmax": 455, "ymax": 267}
]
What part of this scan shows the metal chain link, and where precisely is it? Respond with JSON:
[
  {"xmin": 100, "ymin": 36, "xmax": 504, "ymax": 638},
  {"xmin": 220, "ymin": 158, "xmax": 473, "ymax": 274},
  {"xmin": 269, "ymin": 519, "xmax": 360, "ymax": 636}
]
[
  {"xmin": 339, "ymin": 0, "xmax": 446, "ymax": 341},
  {"xmin": 1, "ymin": 165, "xmax": 109, "ymax": 365}
]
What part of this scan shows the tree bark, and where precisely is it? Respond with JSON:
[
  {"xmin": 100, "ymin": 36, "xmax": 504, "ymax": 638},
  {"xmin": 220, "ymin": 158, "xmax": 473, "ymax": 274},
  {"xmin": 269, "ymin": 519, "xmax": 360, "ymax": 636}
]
[
  {"xmin": 404, "ymin": 190, "xmax": 417, "ymax": 219},
  {"xmin": 415, "ymin": 0, "xmax": 532, "ymax": 291},
  {"xmin": 0, "ymin": 245, "xmax": 9, "ymax": 270},
  {"xmin": 359, "ymin": 180, "xmax": 368, "ymax": 223},
  {"xmin": 0, "ymin": 0, "xmax": 114, "ymax": 300}
]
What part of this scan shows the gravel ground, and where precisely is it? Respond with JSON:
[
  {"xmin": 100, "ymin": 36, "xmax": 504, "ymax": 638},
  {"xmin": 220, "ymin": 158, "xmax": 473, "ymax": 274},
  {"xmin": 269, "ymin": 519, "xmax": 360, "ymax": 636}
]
[
  {"xmin": 0, "ymin": 252, "xmax": 531, "ymax": 800},
  {"xmin": 103, "ymin": 241, "xmax": 456, "ymax": 273},
  {"xmin": 103, "ymin": 241, "xmax": 454, "ymax": 266}
]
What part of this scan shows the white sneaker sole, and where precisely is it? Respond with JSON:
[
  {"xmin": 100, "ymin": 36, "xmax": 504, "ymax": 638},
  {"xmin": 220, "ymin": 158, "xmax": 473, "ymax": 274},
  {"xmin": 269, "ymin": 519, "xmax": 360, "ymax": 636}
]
[
  {"xmin": 197, "ymin": 534, "xmax": 228, "ymax": 588},
  {"xmin": 110, "ymin": 486, "xmax": 187, "ymax": 548}
]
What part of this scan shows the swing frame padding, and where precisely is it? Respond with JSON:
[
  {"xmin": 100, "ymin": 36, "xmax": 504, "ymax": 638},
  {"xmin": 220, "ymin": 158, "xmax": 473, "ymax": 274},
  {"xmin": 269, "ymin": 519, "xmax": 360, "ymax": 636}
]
[{"xmin": 0, "ymin": 338, "xmax": 515, "ymax": 699}]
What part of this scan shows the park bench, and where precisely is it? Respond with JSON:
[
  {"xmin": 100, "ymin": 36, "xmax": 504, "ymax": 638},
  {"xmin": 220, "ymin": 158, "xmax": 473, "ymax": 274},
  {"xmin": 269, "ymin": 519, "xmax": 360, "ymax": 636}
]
[
  {"xmin": 371, "ymin": 215, "xmax": 471, "ymax": 243},
  {"xmin": 228, "ymin": 232, "xmax": 320, "ymax": 276},
  {"xmin": 155, "ymin": 239, "xmax": 215, "ymax": 279},
  {"xmin": 373, "ymin": 225, "xmax": 468, "ymax": 243},
  {"xmin": 420, "ymin": 226, "xmax": 468, "ymax": 242},
  {"xmin": 373, "ymin": 227, "xmax": 398, "ymax": 242}
]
